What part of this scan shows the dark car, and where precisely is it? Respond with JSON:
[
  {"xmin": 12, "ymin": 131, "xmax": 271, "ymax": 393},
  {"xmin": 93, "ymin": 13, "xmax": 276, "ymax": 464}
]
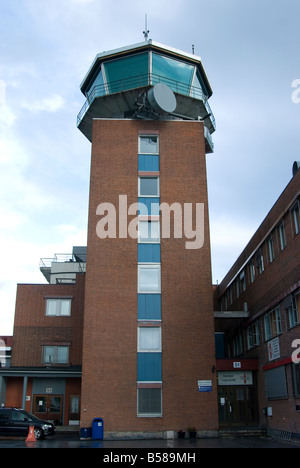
[{"xmin": 0, "ymin": 408, "xmax": 56, "ymax": 439}]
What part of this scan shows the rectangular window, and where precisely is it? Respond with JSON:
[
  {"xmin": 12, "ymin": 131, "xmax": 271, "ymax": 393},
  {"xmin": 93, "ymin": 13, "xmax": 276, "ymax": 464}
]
[
  {"xmin": 264, "ymin": 307, "xmax": 282, "ymax": 341},
  {"xmin": 292, "ymin": 202, "xmax": 300, "ymax": 235},
  {"xmin": 138, "ymin": 177, "xmax": 159, "ymax": 197},
  {"xmin": 139, "ymin": 135, "xmax": 159, "ymax": 154},
  {"xmin": 247, "ymin": 321, "xmax": 260, "ymax": 350},
  {"xmin": 42, "ymin": 346, "xmax": 69, "ymax": 364},
  {"xmin": 265, "ymin": 366, "xmax": 287, "ymax": 399},
  {"xmin": 285, "ymin": 294, "xmax": 299, "ymax": 328},
  {"xmin": 239, "ymin": 270, "xmax": 246, "ymax": 293},
  {"xmin": 46, "ymin": 299, "xmax": 71, "ymax": 317},
  {"xmin": 138, "ymin": 221, "xmax": 160, "ymax": 243},
  {"xmin": 138, "ymin": 327, "xmax": 161, "ymax": 352},
  {"xmin": 138, "ymin": 264, "xmax": 161, "ymax": 293},
  {"xmin": 256, "ymin": 248, "xmax": 264, "ymax": 275},
  {"xmin": 137, "ymin": 388, "xmax": 162, "ymax": 416},
  {"xmin": 267, "ymin": 236, "xmax": 275, "ymax": 263},
  {"xmin": 279, "ymin": 221, "xmax": 287, "ymax": 250},
  {"xmin": 249, "ymin": 259, "xmax": 255, "ymax": 283}
]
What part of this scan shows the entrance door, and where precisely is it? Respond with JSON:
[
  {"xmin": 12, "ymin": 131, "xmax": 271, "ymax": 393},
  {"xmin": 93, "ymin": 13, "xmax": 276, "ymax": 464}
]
[
  {"xmin": 33, "ymin": 395, "xmax": 63, "ymax": 423},
  {"xmin": 218, "ymin": 386, "xmax": 258, "ymax": 427}
]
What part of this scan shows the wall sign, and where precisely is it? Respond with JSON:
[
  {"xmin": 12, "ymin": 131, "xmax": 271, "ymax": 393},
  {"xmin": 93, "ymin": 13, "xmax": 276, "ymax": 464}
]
[
  {"xmin": 218, "ymin": 371, "xmax": 253, "ymax": 386},
  {"xmin": 198, "ymin": 380, "xmax": 212, "ymax": 392}
]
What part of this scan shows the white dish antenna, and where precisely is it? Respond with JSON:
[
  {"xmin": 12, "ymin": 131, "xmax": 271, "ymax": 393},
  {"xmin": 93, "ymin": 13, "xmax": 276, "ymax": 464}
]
[{"xmin": 148, "ymin": 83, "xmax": 177, "ymax": 114}]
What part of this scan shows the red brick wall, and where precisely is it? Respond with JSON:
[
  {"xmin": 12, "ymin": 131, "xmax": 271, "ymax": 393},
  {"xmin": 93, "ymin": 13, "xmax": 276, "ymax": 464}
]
[
  {"xmin": 216, "ymin": 169, "xmax": 300, "ymax": 432},
  {"xmin": 12, "ymin": 273, "xmax": 85, "ymax": 367},
  {"xmin": 81, "ymin": 119, "xmax": 218, "ymax": 432}
]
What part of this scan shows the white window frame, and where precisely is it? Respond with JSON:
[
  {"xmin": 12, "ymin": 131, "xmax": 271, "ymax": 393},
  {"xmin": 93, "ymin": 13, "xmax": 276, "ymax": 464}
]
[
  {"xmin": 138, "ymin": 264, "xmax": 161, "ymax": 294},
  {"xmin": 46, "ymin": 298, "xmax": 71, "ymax": 317},
  {"xmin": 137, "ymin": 387, "xmax": 162, "ymax": 417},
  {"xmin": 138, "ymin": 327, "xmax": 162, "ymax": 352},
  {"xmin": 264, "ymin": 307, "xmax": 282, "ymax": 341},
  {"xmin": 279, "ymin": 221, "xmax": 287, "ymax": 251},
  {"xmin": 138, "ymin": 135, "xmax": 159, "ymax": 154},
  {"xmin": 268, "ymin": 235, "xmax": 275, "ymax": 263},
  {"xmin": 42, "ymin": 346, "xmax": 69, "ymax": 364},
  {"xmin": 138, "ymin": 177, "xmax": 160, "ymax": 197}
]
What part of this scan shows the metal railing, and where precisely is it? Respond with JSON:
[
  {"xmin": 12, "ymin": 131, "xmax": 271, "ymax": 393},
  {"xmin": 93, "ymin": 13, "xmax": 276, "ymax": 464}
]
[
  {"xmin": 77, "ymin": 73, "xmax": 215, "ymax": 128},
  {"xmin": 39, "ymin": 254, "xmax": 86, "ymax": 271}
]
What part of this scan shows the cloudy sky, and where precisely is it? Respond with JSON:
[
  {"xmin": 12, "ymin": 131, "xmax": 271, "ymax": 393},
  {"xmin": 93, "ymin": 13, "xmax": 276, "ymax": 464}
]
[{"xmin": 1, "ymin": 0, "xmax": 300, "ymax": 333}]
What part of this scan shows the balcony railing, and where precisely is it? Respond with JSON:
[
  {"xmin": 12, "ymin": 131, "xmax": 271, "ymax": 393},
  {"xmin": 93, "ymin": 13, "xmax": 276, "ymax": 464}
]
[{"xmin": 77, "ymin": 73, "xmax": 215, "ymax": 129}]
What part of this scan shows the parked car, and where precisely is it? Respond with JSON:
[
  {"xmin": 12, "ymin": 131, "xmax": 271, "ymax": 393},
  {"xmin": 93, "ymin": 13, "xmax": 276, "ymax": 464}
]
[{"xmin": 0, "ymin": 408, "xmax": 56, "ymax": 439}]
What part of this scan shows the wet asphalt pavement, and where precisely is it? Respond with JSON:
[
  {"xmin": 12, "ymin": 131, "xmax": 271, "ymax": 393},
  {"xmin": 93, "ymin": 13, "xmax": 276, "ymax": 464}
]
[{"xmin": 0, "ymin": 432, "xmax": 300, "ymax": 449}]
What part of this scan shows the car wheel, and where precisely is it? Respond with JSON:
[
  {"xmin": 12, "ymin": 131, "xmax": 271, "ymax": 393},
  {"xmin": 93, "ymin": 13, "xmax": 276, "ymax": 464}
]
[{"xmin": 34, "ymin": 427, "xmax": 44, "ymax": 440}]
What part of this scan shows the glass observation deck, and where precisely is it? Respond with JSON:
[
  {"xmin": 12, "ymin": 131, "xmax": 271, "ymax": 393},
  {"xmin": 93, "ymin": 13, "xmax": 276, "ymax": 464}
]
[{"xmin": 77, "ymin": 41, "xmax": 215, "ymax": 152}]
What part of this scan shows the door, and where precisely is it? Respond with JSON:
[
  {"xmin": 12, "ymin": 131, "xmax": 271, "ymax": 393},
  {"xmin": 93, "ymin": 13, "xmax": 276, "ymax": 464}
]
[
  {"xmin": 69, "ymin": 395, "xmax": 80, "ymax": 423},
  {"xmin": 33, "ymin": 395, "xmax": 63, "ymax": 423},
  {"xmin": 218, "ymin": 386, "xmax": 258, "ymax": 427}
]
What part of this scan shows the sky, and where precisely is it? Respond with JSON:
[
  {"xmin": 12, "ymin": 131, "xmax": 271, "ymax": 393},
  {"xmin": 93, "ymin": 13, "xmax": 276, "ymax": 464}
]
[{"xmin": 1, "ymin": 0, "xmax": 300, "ymax": 334}]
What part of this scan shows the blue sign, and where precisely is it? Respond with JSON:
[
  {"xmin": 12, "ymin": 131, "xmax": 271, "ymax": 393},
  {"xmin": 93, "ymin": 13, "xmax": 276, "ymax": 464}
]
[{"xmin": 198, "ymin": 380, "xmax": 212, "ymax": 392}]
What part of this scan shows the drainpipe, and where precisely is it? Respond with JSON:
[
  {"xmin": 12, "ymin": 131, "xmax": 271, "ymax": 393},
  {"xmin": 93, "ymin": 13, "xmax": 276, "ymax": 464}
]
[{"xmin": 22, "ymin": 376, "xmax": 28, "ymax": 410}]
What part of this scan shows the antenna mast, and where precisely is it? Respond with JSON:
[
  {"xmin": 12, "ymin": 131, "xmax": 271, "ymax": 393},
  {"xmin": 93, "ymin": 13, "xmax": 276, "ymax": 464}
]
[{"xmin": 143, "ymin": 14, "xmax": 149, "ymax": 41}]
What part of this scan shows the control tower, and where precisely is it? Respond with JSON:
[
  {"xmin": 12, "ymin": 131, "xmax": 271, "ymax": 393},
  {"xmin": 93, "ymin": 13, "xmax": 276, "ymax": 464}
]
[{"xmin": 79, "ymin": 39, "xmax": 218, "ymax": 438}]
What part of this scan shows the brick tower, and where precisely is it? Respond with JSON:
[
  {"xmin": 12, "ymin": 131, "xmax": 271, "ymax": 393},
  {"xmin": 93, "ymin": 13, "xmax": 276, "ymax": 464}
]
[{"xmin": 78, "ymin": 39, "xmax": 218, "ymax": 438}]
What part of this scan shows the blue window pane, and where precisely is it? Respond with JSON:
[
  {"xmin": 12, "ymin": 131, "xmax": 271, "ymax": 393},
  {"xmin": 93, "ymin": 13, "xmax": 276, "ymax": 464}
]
[
  {"xmin": 86, "ymin": 69, "xmax": 105, "ymax": 99},
  {"xmin": 138, "ymin": 294, "xmax": 161, "ymax": 320},
  {"xmin": 138, "ymin": 155, "xmax": 159, "ymax": 172},
  {"xmin": 104, "ymin": 53, "xmax": 149, "ymax": 94},
  {"xmin": 152, "ymin": 53, "xmax": 195, "ymax": 96},
  {"xmin": 138, "ymin": 198, "xmax": 160, "ymax": 216},
  {"xmin": 138, "ymin": 244, "xmax": 161, "ymax": 263},
  {"xmin": 137, "ymin": 353, "xmax": 162, "ymax": 381}
]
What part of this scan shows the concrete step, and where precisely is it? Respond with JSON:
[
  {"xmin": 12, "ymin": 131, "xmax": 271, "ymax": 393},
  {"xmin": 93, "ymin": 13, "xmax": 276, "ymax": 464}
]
[{"xmin": 220, "ymin": 428, "xmax": 266, "ymax": 438}]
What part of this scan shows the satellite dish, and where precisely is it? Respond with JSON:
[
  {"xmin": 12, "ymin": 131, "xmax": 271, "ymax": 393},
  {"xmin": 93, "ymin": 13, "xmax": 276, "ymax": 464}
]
[
  {"xmin": 293, "ymin": 161, "xmax": 300, "ymax": 177},
  {"xmin": 148, "ymin": 83, "xmax": 177, "ymax": 114}
]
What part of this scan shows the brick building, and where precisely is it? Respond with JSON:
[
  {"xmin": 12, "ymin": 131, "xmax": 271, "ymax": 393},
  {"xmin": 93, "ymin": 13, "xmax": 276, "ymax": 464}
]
[
  {"xmin": 215, "ymin": 163, "xmax": 300, "ymax": 436},
  {"xmin": 0, "ymin": 248, "xmax": 85, "ymax": 425},
  {"xmin": 79, "ymin": 40, "xmax": 218, "ymax": 438}
]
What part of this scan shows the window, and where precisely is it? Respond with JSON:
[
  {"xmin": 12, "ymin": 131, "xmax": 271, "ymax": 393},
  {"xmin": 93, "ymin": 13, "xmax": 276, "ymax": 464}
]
[
  {"xmin": 138, "ymin": 264, "xmax": 161, "ymax": 293},
  {"xmin": 284, "ymin": 294, "xmax": 299, "ymax": 328},
  {"xmin": 104, "ymin": 53, "xmax": 149, "ymax": 94},
  {"xmin": 138, "ymin": 327, "xmax": 161, "ymax": 352},
  {"xmin": 138, "ymin": 221, "xmax": 160, "ymax": 243},
  {"xmin": 292, "ymin": 202, "xmax": 300, "ymax": 235},
  {"xmin": 292, "ymin": 363, "xmax": 300, "ymax": 397},
  {"xmin": 264, "ymin": 307, "xmax": 282, "ymax": 341},
  {"xmin": 256, "ymin": 248, "xmax": 264, "ymax": 275},
  {"xmin": 139, "ymin": 135, "xmax": 159, "ymax": 154},
  {"xmin": 247, "ymin": 321, "xmax": 260, "ymax": 349},
  {"xmin": 233, "ymin": 333, "xmax": 243, "ymax": 356},
  {"xmin": 137, "ymin": 388, "xmax": 162, "ymax": 416},
  {"xmin": 265, "ymin": 366, "xmax": 287, "ymax": 399},
  {"xmin": 42, "ymin": 346, "xmax": 69, "ymax": 364},
  {"xmin": 278, "ymin": 221, "xmax": 287, "ymax": 250},
  {"xmin": 249, "ymin": 259, "xmax": 255, "ymax": 283},
  {"xmin": 138, "ymin": 177, "xmax": 159, "ymax": 197},
  {"xmin": 239, "ymin": 271, "xmax": 246, "ymax": 293},
  {"xmin": 267, "ymin": 236, "xmax": 275, "ymax": 263},
  {"xmin": 46, "ymin": 299, "xmax": 71, "ymax": 317}
]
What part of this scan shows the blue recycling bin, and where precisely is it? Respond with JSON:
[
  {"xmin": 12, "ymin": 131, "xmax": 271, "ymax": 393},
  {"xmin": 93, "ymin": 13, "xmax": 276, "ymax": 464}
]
[{"xmin": 92, "ymin": 418, "xmax": 104, "ymax": 440}]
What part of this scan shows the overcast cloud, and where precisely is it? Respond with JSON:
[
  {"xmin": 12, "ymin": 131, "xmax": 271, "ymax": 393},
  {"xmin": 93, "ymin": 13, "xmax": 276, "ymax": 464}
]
[{"xmin": 0, "ymin": 0, "xmax": 300, "ymax": 333}]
